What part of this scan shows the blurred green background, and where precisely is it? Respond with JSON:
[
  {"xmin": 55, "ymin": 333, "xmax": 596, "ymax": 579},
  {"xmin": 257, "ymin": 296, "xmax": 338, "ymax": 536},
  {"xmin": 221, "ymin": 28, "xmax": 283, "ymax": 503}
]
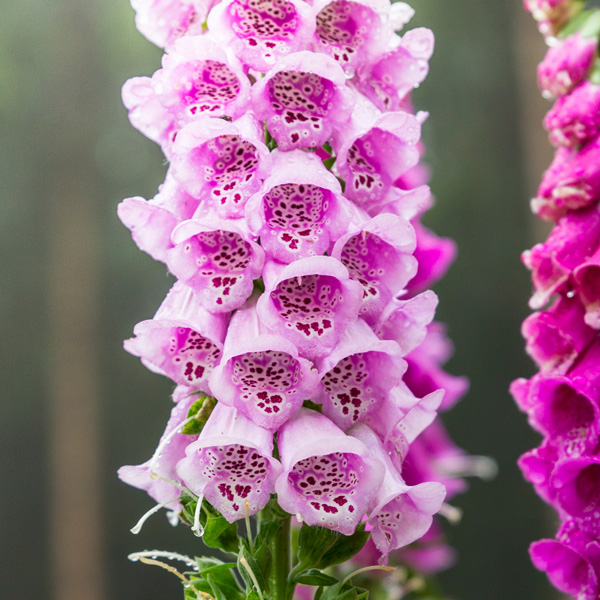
[{"xmin": 1, "ymin": 1, "xmax": 562, "ymax": 598}]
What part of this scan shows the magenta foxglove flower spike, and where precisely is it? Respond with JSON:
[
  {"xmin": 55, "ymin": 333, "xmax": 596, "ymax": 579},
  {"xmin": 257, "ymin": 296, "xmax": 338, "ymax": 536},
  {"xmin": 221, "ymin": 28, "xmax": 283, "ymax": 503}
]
[
  {"xmin": 516, "ymin": 9, "xmax": 600, "ymax": 594},
  {"xmin": 177, "ymin": 402, "xmax": 282, "ymax": 522},
  {"xmin": 275, "ymin": 408, "xmax": 385, "ymax": 534}
]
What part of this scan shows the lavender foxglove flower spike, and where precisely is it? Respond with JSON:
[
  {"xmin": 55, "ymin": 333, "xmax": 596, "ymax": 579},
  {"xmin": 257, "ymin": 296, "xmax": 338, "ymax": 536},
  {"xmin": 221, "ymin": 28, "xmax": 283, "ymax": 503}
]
[
  {"xmin": 275, "ymin": 408, "xmax": 384, "ymax": 534},
  {"xmin": 177, "ymin": 403, "xmax": 282, "ymax": 522},
  {"xmin": 209, "ymin": 302, "xmax": 321, "ymax": 430}
]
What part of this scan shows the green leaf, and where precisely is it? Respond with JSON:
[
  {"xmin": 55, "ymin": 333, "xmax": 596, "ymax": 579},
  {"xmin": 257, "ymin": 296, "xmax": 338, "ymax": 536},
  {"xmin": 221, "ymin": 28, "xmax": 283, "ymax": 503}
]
[
  {"xmin": 238, "ymin": 540, "xmax": 270, "ymax": 595},
  {"xmin": 193, "ymin": 558, "xmax": 237, "ymax": 577},
  {"xmin": 559, "ymin": 6, "xmax": 596, "ymax": 38},
  {"xmin": 302, "ymin": 400, "xmax": 322, "ymax": 413},
  {"xmin": 185, "ymin": 577, "xmax": 214, "ymax": 600},
  {"xmin": 255, "ymin": 519, "xmax": 283, "ymax": 548},
  {"xmin": 297, "ymin": 524, "xmax": 341, "ymax": 568},
  {"xmin": 182, "ymin": 395, "xmax": 217, "ymax": 435},
  {"xmin": 246, "ymin": 592, "xmax": 261, "ymax": 600},
  {"xmin": 207, "ymin": 571, "xmax": 244, "ymax": 600},
  {"xmin": 202, "ymin": 507, "xmax": 240, "ymax": 553},
  {"xmin": 322, "ymin": 157, "xmax": 336, "ymax": 171},
  {"xmin": 292, "ymin": 568, "xmax": 338, "ymax": 586},
  {"xmin": 319, "ymin": 581, "xmax": 369, "ymax": 600},
  {"xmin": 317, "ymin": 523, "xmax": 370, "ymax": 569}
]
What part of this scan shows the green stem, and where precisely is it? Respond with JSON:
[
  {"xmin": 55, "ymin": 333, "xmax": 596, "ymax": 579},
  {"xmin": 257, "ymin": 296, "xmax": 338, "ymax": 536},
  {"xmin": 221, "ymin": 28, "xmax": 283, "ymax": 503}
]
[{"xmin": 270, "ymin": 515, "xmax": 291, "ymax": 600}]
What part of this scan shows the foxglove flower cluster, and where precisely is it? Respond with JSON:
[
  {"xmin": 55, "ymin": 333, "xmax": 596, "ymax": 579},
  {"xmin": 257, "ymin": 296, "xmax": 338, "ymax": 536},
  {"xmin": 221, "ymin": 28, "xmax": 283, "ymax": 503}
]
[
  {"xmin": 118, "ymin": 0, "xmax": 473, "ymax": 596},
  {"xmin": 515, "ymin": 3, "xmax": 600, "ymax": 598}
]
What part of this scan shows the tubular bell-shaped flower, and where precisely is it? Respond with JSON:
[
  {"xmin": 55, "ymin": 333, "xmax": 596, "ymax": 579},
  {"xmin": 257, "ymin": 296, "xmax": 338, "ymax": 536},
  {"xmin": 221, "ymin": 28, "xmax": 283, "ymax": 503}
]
[
  {"xmin": 171, "ymin": 114, "xmax": 272, "ymax": 218},
  {"xmin": 312, "ymin": 0, "xmax": 391, "ymax": 74},
  {"xmin": 177, "ymin": 403, "xmax": 282, "ymax": 522},
  {"xmin": 251, "ymin": 51, "xmax": 355, "ymax": 150},
  {"xmin": 350, "ymin": 423, "xmax": 446, "ymax": 564},
  {"xmin": 118, "ymin": 390, "xmax": 199, "ymax": 510},
  {"xmin": 356, "ymin": 27, "xmax": 435, "ymax": 113},
  {"xmin": 209, "ymin": 302, "xmax": 321, "ymax": 429},
  {"xmin": 331, "ymin": 212, "xmax": 417, "ymax": 324},
  {"xmin": 166, "ymin": 215, "xmax": 265, "ymax": 312},
  {"xmin": 257, "ymin": 256, "xmax": 364, "ymax": 359},
  {"xmin": 207, "ymin": 0, "xmax": 315, "ymax": 72},
  {"xmin": 275, "ymin": 408, "xmax": 384, "ymax": 534},
  {"xmin": 334, "ymin": 98, "xmax": 421, "ymax": 209},
  {"xmin": 313, "ymin": 319, "xmax": 405, "ymax": 430},
  {"xmin": 124, "ymin": 282, "xmax": 227, "ymax": 390},
  {"xmin": 245, "ymin": 150, "xmax": 351, "ymax": 263}
]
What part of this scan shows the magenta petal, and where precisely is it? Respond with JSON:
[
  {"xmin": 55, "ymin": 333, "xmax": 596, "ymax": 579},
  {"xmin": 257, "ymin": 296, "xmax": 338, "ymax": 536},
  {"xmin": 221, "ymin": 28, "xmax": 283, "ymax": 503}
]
[
  {"xmin": 530, "ymin": 538, "xmax": 599, "ymax": 598},
  {"xmin": 166, "ymin": 215, "xmax": 265, "ymax": 313},
  {"xmin": 518, "ymin": 441, "xmax": 560, "ymax": 506},
  {"xmin": 177, "ymin": 403, "xmax": 282, "ymax": 522},
  {"xmin": 314, "ymin": 319, "xmax": 404, "ymax": 430},
  {"xmin": 350, "ymin": 423, "xmax": 445, "ymax": 562},
  {"xmin": 522, "ymin": 294, "xmax": 596, "ymax": 373},
  {"xmin": 209, "ymin": 304, "xmax": 321, "ymax": 430},
  {"xmin": 275, "ymin": 408, "xmax": 384, "ymax": 534},
  {"xmin": 124, "ymin": 282, "xmax": 227, "ymax": 390},
  {"xmin": 313, "ymin": 0, "xmax": 392, "ymax": 74},
  {"xmin": 551, "ymin": 456, "xmax": 600, "ymax": 522},
  {"xmin": 257, "ymin": 256, "xmax": 363, "ymax": 359},
  {"xmin": 245, "ymin": 150, "xmax": 351, "ymax": 263},
  {"xmin": 574, "ymin": 244, "xmax": 600, "ymax": 329},
  {"xmin": 118, "ymin": 391, "xmax": 199, "ymax": 510}
]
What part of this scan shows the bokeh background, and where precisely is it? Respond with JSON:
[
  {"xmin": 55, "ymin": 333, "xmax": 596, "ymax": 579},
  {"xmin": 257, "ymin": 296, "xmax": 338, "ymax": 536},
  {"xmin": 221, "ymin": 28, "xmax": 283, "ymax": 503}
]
[{"xmin": 1, "ymin": 1, "xmax": 563, "ymax": 598}]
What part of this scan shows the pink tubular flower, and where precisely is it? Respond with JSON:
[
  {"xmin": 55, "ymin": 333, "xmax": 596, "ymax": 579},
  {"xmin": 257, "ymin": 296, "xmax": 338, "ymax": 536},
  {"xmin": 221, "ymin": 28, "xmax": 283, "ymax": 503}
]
[
  {"xmin": 177, "ymin": 403, "xmax": 282, "ymax": 521},
  {"xmin": 524, "ymin": 0, "xmax": 582, "ymax": 36},
  {"xmin": 544, "ymin": 81, "xmax": 600, "ymax": 147},
  {"xmin": 552, "ymin": 456, "xmax": 600, "ymax": 524},
  {"xmin": 538, "ymin": 32, "xmax": 596, "ymax": 98},
  {"xmin": 334, "ymin": 100, "xmax": 421, "ymax": 209},
  {"xmin": 331, "ymin": 213, "xmax": 417, "ymax": 325},
  {"xmin": 257, "ymin": 256, "xmax": 364, "ymax": 359},
  {"xmin": 130, "ymin": 0, "xmax": 212, "ymax": 49},
  {"xmin": 275, "ymin": 408, "xmax": 385, "ymax": 534},
  {"xmin": 356, "ymin": 27, "xmax": 435, "ymax": 112},
  {"xmin": 374, "ymin": 290, "xmax": 438, "ymax": 357},
  {"xmin": 124, "ymin": 282, "xmax": 227, "ymax": 390},
  {"xmin": 118, "ymin": 170, "xmax": 200, "ymax": 263},
  {"xmin": 350, "ymin": 423, "xmax": 445, "ymax": 564},
  {"xmin": 522, "ymin": 205, "xmax": 600, "ymax": 308},
  {"xmin": 312, "ymin": 0, "xmax": 391, "ymax": 74},
  {"xmin": 313, "ymin": 319, "xmax": 405, "ymax": 430},
  {"xmin": 245, "ymin": 150, "xmax": 351, "ymax": 263},
  {"xmin": 119, "ymin": 390, "xmax": 199, "ymax": 510},
  {"xmin": 209, "ymin": 303, "xmax": 321, "ymax": 429},
  {"xmin": 152, "ymin": 36, "xmax": 251, "ymax": 122},
  {"xmin": 207, "ymin": 0, "xmax": 315, "ymax": 72},
  {"xmin": 171, "ymin": 114, "xmax": 272, "ymax": 218},
  {"xmin": 166, "ymin": 215, "xmax": 265, "ymax": 312},
  {"xmin": 251, "ymin": 51, "xmax": 355, "ymax": 150}
]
